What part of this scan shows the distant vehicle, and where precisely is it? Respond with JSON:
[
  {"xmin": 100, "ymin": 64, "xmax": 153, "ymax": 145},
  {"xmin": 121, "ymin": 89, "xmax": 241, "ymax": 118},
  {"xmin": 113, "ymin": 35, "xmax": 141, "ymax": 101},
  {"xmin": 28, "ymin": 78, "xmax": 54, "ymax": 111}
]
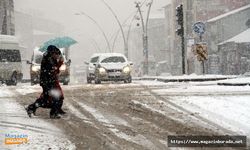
[
  {"xmin": 90, "ymin": 53, "xmax": 133, "ymax": 84},
  {"xmin": 0, "ymin": 35, "xmax": 23, "ymax": 85},
  {"xmin": 27, "ymin": 47, "xmax": 71, "ymax": 85},
  {"xmin": 85, "ymin": 53, "xmax": 103, "ymax": 83}
]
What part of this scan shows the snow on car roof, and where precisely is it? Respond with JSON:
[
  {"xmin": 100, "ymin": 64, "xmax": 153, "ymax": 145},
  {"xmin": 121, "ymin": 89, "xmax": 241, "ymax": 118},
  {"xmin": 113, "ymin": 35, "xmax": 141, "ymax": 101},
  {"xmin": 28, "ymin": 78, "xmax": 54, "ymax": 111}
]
[
  {"xmin": 91, "ymin": 53, "xmax": 126, "ymax": 57},
  {"xmin": 99, "ymin": 53, "xmax": 126, "ymax": 59}
]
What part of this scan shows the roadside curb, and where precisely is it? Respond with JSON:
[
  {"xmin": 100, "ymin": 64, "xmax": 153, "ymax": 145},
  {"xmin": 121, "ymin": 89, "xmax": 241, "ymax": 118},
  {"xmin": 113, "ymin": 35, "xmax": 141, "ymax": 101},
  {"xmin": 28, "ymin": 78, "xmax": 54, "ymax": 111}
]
[
  {"xmin": 217, "ymin": 83, "xmax": 249, "ymax": 86},
  {"xmin": 134, "ymin": 76, "xmax": 236, "ymax": 83}
]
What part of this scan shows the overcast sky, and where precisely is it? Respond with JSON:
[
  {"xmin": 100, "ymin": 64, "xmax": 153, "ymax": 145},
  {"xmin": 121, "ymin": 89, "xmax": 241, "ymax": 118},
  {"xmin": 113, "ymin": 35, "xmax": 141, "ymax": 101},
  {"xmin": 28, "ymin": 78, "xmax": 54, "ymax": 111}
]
[{"xmin": 14, "ymin": 0, "xmax": 171, "ymax": 61}]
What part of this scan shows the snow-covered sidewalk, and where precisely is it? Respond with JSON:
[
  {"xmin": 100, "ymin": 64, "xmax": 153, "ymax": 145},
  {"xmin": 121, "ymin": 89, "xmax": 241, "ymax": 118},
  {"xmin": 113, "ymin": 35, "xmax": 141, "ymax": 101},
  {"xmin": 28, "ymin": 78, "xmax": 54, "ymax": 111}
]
[
  {"xmin": 139, "ymin": 79, "xmax": 250, "ymax": 147},
  {"xmin": 0, "ymin": 87, "xmax": 75, "ymax": 150},
  {"xmin": 169, "ymin": 96, "xmax": 250, "ymax": 136},
  {"xmin": 217, "ymin": 77, "xmax": 250, "ymax": 86},
  {"xmin": 136, "ymin": 74, "xmax": 236, "ymax": 82}
]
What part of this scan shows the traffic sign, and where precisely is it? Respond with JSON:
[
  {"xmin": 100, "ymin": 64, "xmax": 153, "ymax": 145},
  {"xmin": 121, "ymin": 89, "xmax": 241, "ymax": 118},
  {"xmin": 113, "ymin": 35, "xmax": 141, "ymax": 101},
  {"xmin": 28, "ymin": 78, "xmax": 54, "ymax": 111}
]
[
  {"xmin": 193, "ymin": 22, "xmax": 205, "ymax": 35},
  {"xmin": 192, "ymin": 42, "xmax": 208, "ymax": 61}
]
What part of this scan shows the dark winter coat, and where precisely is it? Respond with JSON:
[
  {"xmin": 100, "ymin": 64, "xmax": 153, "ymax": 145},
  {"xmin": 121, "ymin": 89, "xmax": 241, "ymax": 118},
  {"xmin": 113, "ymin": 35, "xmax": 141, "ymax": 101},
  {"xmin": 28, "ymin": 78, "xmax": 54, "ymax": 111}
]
[
  {"xmin": 40, "ymin": 52, "xmax": 62, "ymax": 88},
  {"xmin": 38, "ymin": 52, "xmax": 64, "ymax": 108}
]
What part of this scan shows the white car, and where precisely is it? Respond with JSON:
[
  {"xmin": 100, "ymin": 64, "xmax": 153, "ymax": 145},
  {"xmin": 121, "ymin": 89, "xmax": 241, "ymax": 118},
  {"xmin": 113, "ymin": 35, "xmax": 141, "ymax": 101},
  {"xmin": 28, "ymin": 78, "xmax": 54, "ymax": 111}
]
[
  {"xmin": 92, "ymin": 53, "xmax": 133, "ymax": 84},
  {"xmin": 27, "ymin": 47, "xmax": 71, "ymax": 85}
]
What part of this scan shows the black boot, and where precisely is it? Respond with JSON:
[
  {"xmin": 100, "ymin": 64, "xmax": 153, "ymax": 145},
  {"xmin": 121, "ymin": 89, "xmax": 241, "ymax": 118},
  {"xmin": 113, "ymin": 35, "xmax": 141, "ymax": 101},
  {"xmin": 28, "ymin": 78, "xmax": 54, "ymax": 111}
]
[
  {"xmin": 57, "ymin": 99, "xmax": 66, "ymax": 115},
  {"xmin": 50, "ymin": 113, "xmax": 61, "ymax": 119},
  {"xmin": 50, "ymin": 104, "xmax": 61, "ymax": 119},
  {"xmin": 26, "ymin": 104, "xmax": 37, "ymax": 118},
  {"xmin": 58, "ymin": 108, "xmax": 66, "ymax": 115}
]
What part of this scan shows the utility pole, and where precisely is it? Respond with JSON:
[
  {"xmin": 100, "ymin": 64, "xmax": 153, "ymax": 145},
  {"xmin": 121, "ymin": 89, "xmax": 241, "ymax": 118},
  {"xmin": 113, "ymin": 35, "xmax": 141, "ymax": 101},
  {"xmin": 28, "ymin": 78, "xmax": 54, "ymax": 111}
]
[
  {"xmin": 176, "ymin": 4, "xmax": 185, "ymax": 74},
  {"xmin": 110, "ymin": 0, "xmax": 148, "ymax": 55},
  {"xmin": 135, "ymin": 0, "xmax": 153, "ymax": 75}
]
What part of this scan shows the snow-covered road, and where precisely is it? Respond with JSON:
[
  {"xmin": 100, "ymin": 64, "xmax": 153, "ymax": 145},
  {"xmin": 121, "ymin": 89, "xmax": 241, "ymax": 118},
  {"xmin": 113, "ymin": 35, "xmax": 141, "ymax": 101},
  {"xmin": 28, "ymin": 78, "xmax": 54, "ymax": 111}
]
[
  {"xmin": 0, "ymin": 78, "xmax": 249, "ymax": 149},
  {"xmin": 0, "ymin": 86, "xmax": 75, "ymax": 150}
]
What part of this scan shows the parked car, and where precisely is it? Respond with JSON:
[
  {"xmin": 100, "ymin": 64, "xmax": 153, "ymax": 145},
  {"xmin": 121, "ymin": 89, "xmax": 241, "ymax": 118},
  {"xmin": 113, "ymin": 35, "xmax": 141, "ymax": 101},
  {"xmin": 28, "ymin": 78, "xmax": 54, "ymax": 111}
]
[
  {"xmin": 92, "ymin": 53, "xmax": 133, "ymax": 84},
  {"xmin": 85, "ymin": 53, "xmax": 102, "ymax": 83},
  {"xmin": 27, "ymin": 47, "xmax": 71, "ymax": 85},
  {"xmin": 0, "ymin": 35, "xmax": 23, "ymax": 86}
]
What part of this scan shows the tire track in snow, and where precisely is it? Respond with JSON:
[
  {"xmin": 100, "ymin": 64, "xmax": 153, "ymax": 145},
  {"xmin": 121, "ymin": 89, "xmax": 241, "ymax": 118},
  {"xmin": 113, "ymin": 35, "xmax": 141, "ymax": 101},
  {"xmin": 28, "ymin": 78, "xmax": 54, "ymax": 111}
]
[{"xmin": 71, "ymin": 98, "xmax": 158, "ymax": 150}]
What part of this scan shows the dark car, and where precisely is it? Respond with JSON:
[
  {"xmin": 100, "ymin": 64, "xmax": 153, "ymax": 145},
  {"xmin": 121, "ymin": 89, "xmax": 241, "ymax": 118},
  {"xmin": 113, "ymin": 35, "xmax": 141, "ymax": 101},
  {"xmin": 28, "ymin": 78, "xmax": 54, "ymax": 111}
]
[{"xmin": 28, "ymin": 48, "xmax": 71, "ymax": 85}]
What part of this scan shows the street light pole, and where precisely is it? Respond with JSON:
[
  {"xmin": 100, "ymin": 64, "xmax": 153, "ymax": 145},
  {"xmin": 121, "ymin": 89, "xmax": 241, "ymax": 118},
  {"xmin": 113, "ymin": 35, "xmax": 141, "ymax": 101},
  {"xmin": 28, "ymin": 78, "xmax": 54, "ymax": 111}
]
[
  {"xmin": 75, "ymin": 12, "xmax": 111, "ymax": 52},
  {"xmin": 135, "ymin": 0, "xmax": 153, "ymax": 75},
  {"xmin": 110, "ymin": 0, "xmax": 148, "ymax": 54},
  {"xmin": 111, "ymin": 15, "xmax": 138, "ymax": 54},
  {"xmin": 101, "ymin": 0, "xmax": 128, "ymax": 58},
  {"xmin": 90, "ymin": 38, "xmax": 102, "ymax": 52}
]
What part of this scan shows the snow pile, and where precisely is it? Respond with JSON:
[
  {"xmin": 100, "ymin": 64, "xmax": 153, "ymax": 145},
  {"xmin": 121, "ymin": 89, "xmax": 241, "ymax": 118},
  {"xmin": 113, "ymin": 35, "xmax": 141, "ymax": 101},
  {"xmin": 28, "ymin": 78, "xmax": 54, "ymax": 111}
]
[
  {"xmin": 0, "ymin": 98, "xmax": 76, "ymax": 149},
  {"xmin": 170, "ymin": 96, "xmax": 250, "ymax": 136},
  {"xmin": 218, "ymin": 77, "xmax": 250, "ymax": 85},
  {"xmin": 143, "ymin": 74, "xmax": 236, "ymax": 80},
  {"xmin": 0, "ymin": 89, "xmax": 14, "ymax": 98},
  {"xmin": 145, "ymin": 78, "xmax": 250, "ymax": 137},
  {"xmin": 153, "ymin": 85, "xmax": 250, "ymax": 94},
  {"xmin": 15, "ymin": 85, "xmax": 41, "ymax": 95},
  {"xmin": 0, "ymin": 85, "xmax": 75, "ymax": 149}
]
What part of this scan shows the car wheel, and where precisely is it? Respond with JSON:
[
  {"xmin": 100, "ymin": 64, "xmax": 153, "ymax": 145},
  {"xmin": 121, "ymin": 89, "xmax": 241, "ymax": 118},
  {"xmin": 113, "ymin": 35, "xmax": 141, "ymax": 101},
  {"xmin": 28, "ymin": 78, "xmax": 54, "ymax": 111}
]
[
  {"xmin": 31, "ymin": 81, "xmax": 35, "ymax": 86},
  {"xmin": 124, "ymin": 76, "xmax": 132, "ymax": 83},
  {"xmin": 30, "ymin": 78, "xmax": 36, "ymax": 85},
  {"xmin": 94, "ymin": 77, "xmax": 101, "ymax": 84},
  {"xmin": 6, "ymin": 73, "xmax": 17, "ymax": 86},
  {"xmin": 63, "ymin": 81, "xmax": 69, "ymax": 85},
  {"xmin": 87, "ymin": 77, "xmax": 92, "ymax": 84},
  {"xmin": 128, "ymin": 77, "xmax": 132, "ymax": 83}
]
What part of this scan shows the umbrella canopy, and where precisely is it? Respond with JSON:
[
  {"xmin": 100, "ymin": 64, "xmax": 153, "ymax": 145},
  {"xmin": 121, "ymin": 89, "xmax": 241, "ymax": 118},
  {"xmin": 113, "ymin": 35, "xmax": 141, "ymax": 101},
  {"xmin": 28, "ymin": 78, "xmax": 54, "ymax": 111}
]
[{"xmin": 39, "ymin": 36, "xmax": 77, "ymax": 52}]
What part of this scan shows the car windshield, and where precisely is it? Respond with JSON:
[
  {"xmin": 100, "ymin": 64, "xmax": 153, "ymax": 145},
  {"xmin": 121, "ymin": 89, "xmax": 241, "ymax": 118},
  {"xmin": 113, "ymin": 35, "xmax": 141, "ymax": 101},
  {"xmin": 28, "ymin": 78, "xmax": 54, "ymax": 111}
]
[
  {"xmin": 101, "ymin": 56, "xmax": 125, "ymax": 63},
  {"xmin": 35, "ymin": 55, "xmax": 43, "ymax": 64},
  {"xmin": 90, "ymin": 56, "xmax": 99, "ymax": 63}
]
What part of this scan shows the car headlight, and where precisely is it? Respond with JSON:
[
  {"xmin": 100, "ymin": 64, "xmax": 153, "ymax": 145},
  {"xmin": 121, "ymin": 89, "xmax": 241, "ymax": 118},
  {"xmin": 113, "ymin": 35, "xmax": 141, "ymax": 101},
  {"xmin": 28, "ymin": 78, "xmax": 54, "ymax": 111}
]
[
  {"xmin": 123, "ymin": 66, "xmax": 131, "ymax": 74},
  {"xmin": 31, "ymin": 65, "xmax": 40, "ymax": 72},
  {"xmin": 98, "ymin": 67, "xmax": 106, "ymax": 74},
  {"xmin": 60, "ymin": 64, "xmax": 67, "ymax": 71}
]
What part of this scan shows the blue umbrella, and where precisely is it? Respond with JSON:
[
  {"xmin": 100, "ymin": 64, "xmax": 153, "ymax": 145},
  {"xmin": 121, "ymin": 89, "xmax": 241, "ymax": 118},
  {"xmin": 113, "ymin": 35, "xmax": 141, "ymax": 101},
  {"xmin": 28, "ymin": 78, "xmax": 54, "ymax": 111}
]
[{"xmin": 39, "ymin": 36, "xmax": 77, "ymax": 52}]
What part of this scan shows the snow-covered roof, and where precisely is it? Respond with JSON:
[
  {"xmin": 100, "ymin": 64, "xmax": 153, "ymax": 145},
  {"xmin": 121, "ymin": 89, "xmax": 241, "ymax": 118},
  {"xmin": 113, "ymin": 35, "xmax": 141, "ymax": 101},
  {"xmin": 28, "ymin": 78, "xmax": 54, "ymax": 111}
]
[
  {"xmin": 208, "ymin": 4, "xmax": 250, "ymax": 22},
  {"xmin": 0, "ymin": 34, "xmax": 19, "ymax": 43},
  {"xmin": 218, "ymin": 28, "xmax": 250, "ymax": 45}
]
